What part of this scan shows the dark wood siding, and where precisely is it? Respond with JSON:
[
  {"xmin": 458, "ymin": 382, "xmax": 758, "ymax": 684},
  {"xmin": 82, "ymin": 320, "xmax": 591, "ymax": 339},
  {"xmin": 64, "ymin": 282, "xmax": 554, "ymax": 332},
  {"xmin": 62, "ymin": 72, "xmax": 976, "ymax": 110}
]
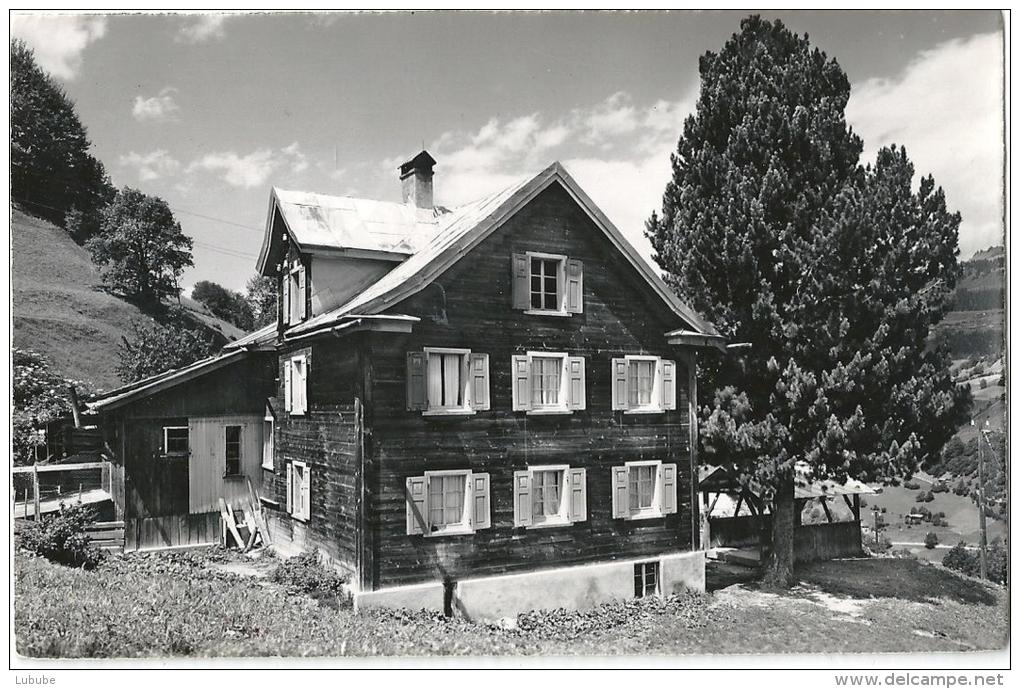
[
  {"xmin": 361, "ymin": 184, "xmax": 696, "ymax": 589},
  {"xmin": 268, "ymin": 340, "xmax": 363, "ymax": 572}
]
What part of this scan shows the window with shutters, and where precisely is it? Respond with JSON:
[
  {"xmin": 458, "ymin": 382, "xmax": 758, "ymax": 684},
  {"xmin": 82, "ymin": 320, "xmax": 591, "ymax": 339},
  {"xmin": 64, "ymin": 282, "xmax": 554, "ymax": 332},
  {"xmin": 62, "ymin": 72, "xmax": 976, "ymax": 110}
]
[
  {"xmin": 224, "ymin": 425, "xmax": 242, "ymax": 477},
  {"xmin": 611, "ymin": 356, "xmax": 677, "ymax": 413},
  {"xmin": 405, "ymin": 470, "xmax": 491, "ymax": 536},
  {"xmin": 285, "ymin": 355, "xmax": 307, "ymax": 415},
  {"xmin": 611, "ymin": 460, "xmax": 678, "ymax": 521},
  {"xmin": 512, "ymin": 251, "xmax": 583, "ymax": 315},
  {"xmin": 511, "ymin": 352, "xmax": 585, "ymax": 414},
  {"xmin": 634, "ymin": 561, "xmax": 659, "ymax": 598},
  {"xmin": 513, "ymin": 465, "xmax": 587, "ymax": 528},
  {"xmin": 162, "ymin": 426, "xmax": 189, "ymax": 456},
  {"xmin": 288, "ymin": 460, "xmax": 310, "ymax": 521},
  {"xmin": 407, "ymin": 348, "xmax": 489, "ymax": 415}
]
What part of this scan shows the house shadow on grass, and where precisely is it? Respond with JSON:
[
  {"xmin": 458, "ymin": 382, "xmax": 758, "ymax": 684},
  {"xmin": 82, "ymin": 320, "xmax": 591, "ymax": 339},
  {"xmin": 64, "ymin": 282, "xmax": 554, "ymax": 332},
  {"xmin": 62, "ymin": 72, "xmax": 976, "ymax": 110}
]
[{"xmin": 796, "ymin": 558, "xmax": 997, "ymax": 606}]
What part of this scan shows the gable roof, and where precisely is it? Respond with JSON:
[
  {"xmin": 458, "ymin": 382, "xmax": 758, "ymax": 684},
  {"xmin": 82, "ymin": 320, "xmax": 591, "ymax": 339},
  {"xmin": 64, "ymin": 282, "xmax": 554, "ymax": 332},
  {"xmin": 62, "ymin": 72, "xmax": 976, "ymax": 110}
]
[
  {"xmin": 256, "ymin": 188, "xmax": 450, "ymax": 274},
  {"xmin": 285, "ymin": 162, "xmax": 721, "ymax": 339}
]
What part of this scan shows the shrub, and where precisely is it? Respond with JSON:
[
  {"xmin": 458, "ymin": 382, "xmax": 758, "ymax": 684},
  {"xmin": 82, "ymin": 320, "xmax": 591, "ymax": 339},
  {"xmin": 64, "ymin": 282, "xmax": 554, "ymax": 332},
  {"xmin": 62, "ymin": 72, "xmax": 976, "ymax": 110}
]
[
  {"xmin": 924, "ymin": 532, "xmax": 939, "ymax": 549},
  {"xmin": 942, "ymin": 542, "xmax": 979, "ymax": 577},
  {"xmin": 932, "ymin": 482, "xmax": 948, "ymax": 494},
  {"xmin": 904, "ymin": 480, "xmax": 920, "ymax": 490},
  {"xmin": 979, "ymin": 378, "xmax": 988, "ymax": 389},
  {"xmin": 16, "ymin": 504, "xmax": 105, "ymax": 569},
  {"xmin": 891, "ymin": 547, "xmax": 916, "ymax": 559},
  {"xmin": 270, "ymin": 551, "xmax": 351, "ymax": 609},
  {"xmin": 954, "ymin": 479, "xmax": 968, "ymax": 496}
]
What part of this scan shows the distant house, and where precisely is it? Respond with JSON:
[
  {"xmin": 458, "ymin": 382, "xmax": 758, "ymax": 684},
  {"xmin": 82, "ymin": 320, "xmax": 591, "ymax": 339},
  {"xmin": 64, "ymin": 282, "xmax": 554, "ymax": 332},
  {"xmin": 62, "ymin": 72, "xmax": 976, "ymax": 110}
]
[{"xmin": 90, "ymin": 152, "xmax": 726, "ymax": 619}]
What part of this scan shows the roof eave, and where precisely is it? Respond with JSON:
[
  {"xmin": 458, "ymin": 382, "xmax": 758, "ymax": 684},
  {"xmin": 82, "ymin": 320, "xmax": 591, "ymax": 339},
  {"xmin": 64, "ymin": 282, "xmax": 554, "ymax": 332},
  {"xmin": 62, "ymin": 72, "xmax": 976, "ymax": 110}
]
[{"xmin": 665, "ymin": 329, "xmax": 728, "ymax": 352}]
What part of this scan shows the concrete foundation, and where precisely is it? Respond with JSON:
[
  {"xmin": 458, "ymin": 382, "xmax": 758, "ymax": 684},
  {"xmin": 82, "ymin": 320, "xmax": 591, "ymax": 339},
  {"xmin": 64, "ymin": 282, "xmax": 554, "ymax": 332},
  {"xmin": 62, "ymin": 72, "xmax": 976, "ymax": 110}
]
[{"xmin": 352, "ymin": 550, "xmax": 705, "ymax": 622}]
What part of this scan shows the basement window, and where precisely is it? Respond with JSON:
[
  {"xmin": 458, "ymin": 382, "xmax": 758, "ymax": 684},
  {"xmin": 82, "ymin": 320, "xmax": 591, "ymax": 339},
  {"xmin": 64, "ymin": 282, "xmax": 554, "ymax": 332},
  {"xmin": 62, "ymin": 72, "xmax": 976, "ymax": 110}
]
[
  {"xmin": 634, "ymin": 561, "xmax": 660, "ymax": 598},
  {"xmin": 163, "ymin": 426, "xmax": 189, "ymax": 456}
]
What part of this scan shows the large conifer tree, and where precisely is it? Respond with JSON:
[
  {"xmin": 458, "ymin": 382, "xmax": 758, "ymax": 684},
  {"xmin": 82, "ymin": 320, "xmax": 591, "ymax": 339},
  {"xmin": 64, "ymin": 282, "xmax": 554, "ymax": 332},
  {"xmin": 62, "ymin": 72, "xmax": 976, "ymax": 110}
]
[{"xmin": 647, "ymin": 16, "xmax": 969, "ymax": 587}]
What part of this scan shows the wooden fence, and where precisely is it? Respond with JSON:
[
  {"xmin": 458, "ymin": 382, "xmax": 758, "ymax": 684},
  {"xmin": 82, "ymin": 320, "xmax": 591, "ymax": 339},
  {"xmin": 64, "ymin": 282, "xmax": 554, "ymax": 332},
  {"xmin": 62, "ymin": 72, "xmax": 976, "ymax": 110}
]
[
  {"xmin": 709, "ymin": 515, "xmax": 863, "ymax": 562},
  {"xmin": 12, "ymin": 461, "xmax": 114, "ymax": 519}
]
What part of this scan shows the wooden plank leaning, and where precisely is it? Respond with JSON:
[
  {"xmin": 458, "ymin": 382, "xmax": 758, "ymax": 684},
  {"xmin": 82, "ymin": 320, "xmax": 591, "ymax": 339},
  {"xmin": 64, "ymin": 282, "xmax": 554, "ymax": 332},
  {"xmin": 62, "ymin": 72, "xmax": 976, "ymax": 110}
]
[
  {"xmin": 218, "ymin": 497, "xmax": 245, "ymax": 549},
  {"xmin": 246, "ymin": 477, "xmax": 272, "ymax": 546}
]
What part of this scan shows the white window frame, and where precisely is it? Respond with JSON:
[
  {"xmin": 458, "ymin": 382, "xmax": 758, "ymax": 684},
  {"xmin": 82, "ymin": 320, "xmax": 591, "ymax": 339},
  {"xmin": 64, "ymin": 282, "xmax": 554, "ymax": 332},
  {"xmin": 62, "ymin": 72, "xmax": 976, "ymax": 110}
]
[
  {"xmin": 634, "ymin": 561, "xmax": 660, "ymax": 598},
  {"xmin": 625, "ymin": 355, "xmax": 663, "ymax": 414},
  {"xmin": 527, "ymin": 464, "xmax": 571, "ymax": 528},
  {"xmin": 223, "ymin": 425, "xmax": 243, "ymax": 477},
  {"xmin": 290, "ymin": 460, "xmax": 310, "ymax": 521},
  {"xmin": 422, "ymin": 347, "xmax": 473, "ymax": 416},
  {"xmin": 524, "ymin": 251, "xmax": 569, "ymax": 316},
  {"xmin": 423, "ymin": 469, "xmax": 474, "ymax": 537},
  {"xmin": 261, "ymin": 410, "xmax": 274, "ymax": 470},
  {"xmin": 288, "ymin": 355, "xmax": 307, "ymax": 416},
  {"xmin": 527, "ymin": 350, "xmax": 570, "ymax": 415},
  {"xmin": 626, "ymin": 460, "xmax": 664, "ymax": 520},
  {"xmin": 162, "ymin": 426, "xmax": 189, "ymax": 455}
]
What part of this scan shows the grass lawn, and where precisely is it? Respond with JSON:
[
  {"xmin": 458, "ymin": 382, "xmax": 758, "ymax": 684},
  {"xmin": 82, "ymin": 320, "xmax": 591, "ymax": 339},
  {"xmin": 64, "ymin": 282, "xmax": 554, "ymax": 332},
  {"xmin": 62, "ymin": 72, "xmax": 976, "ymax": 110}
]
[{"xmin": 14, "ymin": 549, "xmax": 1008, "ymax": 658}]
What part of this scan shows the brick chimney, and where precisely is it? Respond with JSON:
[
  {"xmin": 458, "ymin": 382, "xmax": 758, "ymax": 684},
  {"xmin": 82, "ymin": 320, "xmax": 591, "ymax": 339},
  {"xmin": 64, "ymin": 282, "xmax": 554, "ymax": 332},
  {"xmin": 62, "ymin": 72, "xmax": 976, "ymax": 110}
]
[{"xmin": 399, "ymin": 150, "xmax": 436, "ymax": 209}]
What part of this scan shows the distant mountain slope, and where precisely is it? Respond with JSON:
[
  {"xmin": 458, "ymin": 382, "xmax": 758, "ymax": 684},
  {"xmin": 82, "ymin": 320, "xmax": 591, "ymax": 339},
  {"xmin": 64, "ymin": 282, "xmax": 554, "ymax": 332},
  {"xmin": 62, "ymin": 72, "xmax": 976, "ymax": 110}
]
[
  {"xmin": 12, "ymin": 207, "xmax": 245, "ymax": 391},
  {"xmin": 932, "ymin": 246, "xmax": 1005, "ymax": 359}
]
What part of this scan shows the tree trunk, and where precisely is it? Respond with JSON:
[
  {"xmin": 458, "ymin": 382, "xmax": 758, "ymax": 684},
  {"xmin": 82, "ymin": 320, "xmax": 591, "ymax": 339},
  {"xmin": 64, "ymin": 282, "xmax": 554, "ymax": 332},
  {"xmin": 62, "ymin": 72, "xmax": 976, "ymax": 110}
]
[{"xmin": 763, "ymin": 478, "xmax": 796, "ymax": 589}]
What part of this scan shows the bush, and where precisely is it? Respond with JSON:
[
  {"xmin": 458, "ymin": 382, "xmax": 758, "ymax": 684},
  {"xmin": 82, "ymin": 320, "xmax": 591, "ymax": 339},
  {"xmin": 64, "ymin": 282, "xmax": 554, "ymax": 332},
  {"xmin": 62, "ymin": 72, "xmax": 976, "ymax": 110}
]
[
  {"xmin": 954, "ymin": 479, "xmax": 968, "ymax": 496},
  {"xmin": 891, "ymin": 547, "xmax": 916, "ymax": 559},
  {"xmin": 16, "ymin": 504, "xmax": 105, "ymax": 569},
  {"xmin": 979, "ymin": 378, "xmax": 988, "ymax": 389},
  {"xmin": 932, "ymin": 482, "xmax": 948, "ymax": 494},
  {"xmin": 270, "ymin": 551, "xmax": 351, "ymax": 609},
  {"xmin": 924, "ymin": 532, "xmax": 939, "ymax": 549},
  {"xmin": 903, "ymin": 480, "xmax": 920, "ymax": 490},
  {"xmin": 942, "ymin": 542, "xmax": 979, "ymax": 577}
]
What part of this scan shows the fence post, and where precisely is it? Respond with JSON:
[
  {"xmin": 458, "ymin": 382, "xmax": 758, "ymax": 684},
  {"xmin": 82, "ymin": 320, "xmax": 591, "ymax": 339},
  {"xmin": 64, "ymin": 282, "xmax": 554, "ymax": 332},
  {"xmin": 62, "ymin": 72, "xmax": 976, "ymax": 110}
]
[{"xmin": 32, "ymin": 465, "xmax": 40, "ymax": 520}]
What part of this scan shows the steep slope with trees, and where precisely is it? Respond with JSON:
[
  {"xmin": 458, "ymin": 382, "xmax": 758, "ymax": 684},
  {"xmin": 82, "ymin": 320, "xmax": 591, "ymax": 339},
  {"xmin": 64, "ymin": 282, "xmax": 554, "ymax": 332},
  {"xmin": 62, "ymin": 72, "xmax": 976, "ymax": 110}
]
[{"xmin": 646, "ymin": 16, "xmax": 969, "ymax": 587}]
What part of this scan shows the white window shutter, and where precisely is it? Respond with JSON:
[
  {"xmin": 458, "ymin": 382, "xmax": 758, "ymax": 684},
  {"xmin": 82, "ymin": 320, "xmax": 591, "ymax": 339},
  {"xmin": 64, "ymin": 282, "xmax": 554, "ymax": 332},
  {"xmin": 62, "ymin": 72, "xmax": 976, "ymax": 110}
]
[
  {"xmin": 472, "ymin": 472, "xmax": 491, "ymax": 530},
  {"xmin": 511, "ymin": 253, "xmax": 530, "ymax": 309},
  {"xmin": 300, "ymin": 465, "xmax": 311, "ymax": 520},
  {"xmin": 283, "ymin": 360, "xmax": 292, "ymax": 411},
  {"xmin": 611, "ymin": 358, "xmax": 629, "ymax": 411},
  {"xmin": 286, "ymin": 463, "xmax": 293, "ymax": 514},
  {"xmin": 513, "ymin": 470, "xmax": 532, "ymax": 527},
  {"xmin": 567, "ymin": 356, "xmax": 586, "ymax": 410},
  {"xmin": 293, "ymin": 359, "xmax": 307, "ymax": 414},
  {"xmin": 406, "ymin": 476, "xmax": 427, "ymax": 535},
  {"xmin": 662, "ymin": 463, "xmax": 678, "ymax": 514},
  {"xmin": 468, "ymin": 353, "xmax": 490, "ymax": 411},
  {"xmin": 568, "ymin": 468, "xmax": 587, "ymax": 522},
  {"xmin": 511, "ymin": 355, "xmax": 532, "ymax": 411},
  {"xmin": 612, "ymin": 465, "xmax": 630, "ymax": 518},
  {"xmin": 662, "ymin": 359, "xmax": 676, "ymax": 410},
  {"xmin": 566, "ymin": 259, "xmax": 583, "ymax": 313},
  {"xmin": 297, "ymin": 266, "xmax": 307, "ymax": 320},
  {"xmin": 282, "ymin": 274, "xmax": 291, "ymax": 325}
]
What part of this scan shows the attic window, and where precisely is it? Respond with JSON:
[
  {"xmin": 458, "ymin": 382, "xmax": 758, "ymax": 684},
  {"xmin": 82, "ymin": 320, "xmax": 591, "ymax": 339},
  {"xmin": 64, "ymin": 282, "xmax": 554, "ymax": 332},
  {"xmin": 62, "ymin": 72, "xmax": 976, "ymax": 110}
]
[{"xmin": 512, "ymin": 252, "xmax": 583, "ymax": 315}]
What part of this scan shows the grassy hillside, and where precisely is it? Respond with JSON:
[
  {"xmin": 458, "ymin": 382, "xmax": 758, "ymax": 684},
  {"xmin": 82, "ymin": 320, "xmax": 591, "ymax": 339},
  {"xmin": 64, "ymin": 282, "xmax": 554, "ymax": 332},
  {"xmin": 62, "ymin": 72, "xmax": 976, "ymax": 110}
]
[{"xmin": 12, "ymin": 207, "xmax": 244, "ymax": 391}]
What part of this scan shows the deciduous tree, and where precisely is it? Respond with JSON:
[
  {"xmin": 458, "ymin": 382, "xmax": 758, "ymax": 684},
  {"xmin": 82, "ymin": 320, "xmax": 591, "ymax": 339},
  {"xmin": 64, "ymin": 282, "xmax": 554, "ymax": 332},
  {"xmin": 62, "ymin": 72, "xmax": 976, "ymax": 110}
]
[
  {"xmin": 116, "ymin": 311, "xmax": 215, "ymax": 383},
  {"xmin": 245, "ymin": 274, "xmax": 278, "ymax": 328},
  {"xmin": 86, "ymin": 188, "xmax": 194, "ymax": 305}
]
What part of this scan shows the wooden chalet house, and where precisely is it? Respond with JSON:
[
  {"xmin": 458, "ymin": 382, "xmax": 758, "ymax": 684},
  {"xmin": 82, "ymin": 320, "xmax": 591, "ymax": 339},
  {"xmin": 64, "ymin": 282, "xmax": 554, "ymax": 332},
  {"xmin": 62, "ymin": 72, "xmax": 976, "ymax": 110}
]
[{"xmin": 89, "ymin": 151, "xmax": 725, "ymax": 619}]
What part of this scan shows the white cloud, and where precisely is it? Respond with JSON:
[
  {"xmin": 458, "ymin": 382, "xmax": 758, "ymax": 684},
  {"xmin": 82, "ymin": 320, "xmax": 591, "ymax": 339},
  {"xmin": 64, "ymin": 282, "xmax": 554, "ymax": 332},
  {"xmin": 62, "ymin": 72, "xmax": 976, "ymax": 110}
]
[
  {"xmin": 177, "ymin": 14, "xmax": 231, "ymax": 43},
  {"xmin": 187, "ymin": 149, "xmax": 277, "ymax": 188},
  {"xmin": 11, "ymin": 14, "xmax": 106, "ymax": 80},
  {"xmin": 418, "ymin": 90, "xmax": 696, "ymax": 266},
  {"xmin": 847, "ymin": 31, "xmax": 1004, "ymax": 258},
  {"xmin": 119, "ymin": 150, "xmax": 181, "ymax": 181},
  {"xmin": 185, "ymin": 143, "xmax": 310, "ymax": 188},
  {"xmin": 132, "ymin": 87, "xmax": 180, "ymax": 122}
]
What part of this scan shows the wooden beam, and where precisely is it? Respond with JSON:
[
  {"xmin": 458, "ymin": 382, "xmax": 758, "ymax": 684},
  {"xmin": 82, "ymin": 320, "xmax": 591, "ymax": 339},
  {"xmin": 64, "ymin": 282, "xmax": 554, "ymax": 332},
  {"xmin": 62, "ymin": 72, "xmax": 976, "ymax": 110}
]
[{"xmin": 821, "ymin": 497, "xmax": 834, "ymax": 523}]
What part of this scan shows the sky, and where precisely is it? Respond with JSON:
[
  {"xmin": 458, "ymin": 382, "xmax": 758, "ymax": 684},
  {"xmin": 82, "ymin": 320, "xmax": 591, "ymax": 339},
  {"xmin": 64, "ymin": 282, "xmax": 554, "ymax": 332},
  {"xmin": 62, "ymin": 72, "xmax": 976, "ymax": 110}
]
[{"xmin": 11, "ymin": 10, "xmax": 1005, "ymax": 293}]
